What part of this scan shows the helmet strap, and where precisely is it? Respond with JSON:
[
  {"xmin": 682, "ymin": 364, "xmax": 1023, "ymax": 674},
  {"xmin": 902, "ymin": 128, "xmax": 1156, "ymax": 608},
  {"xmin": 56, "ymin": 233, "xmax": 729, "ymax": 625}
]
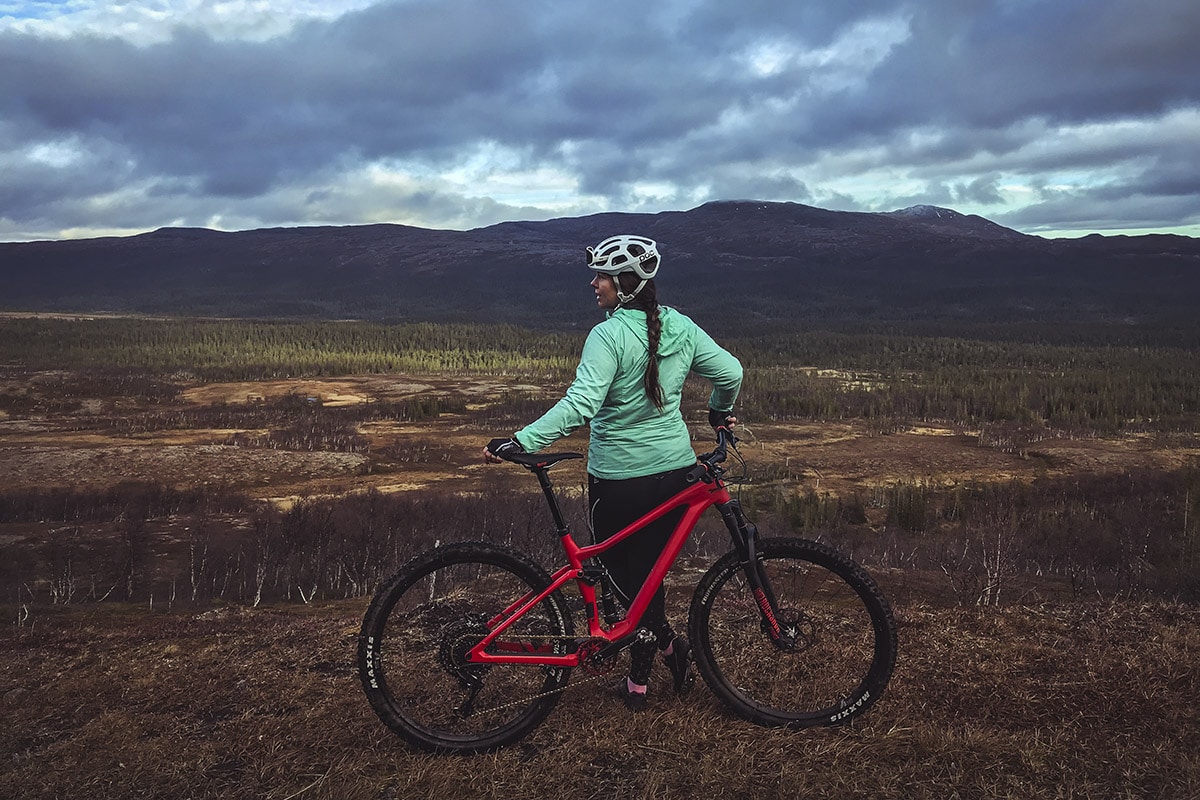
[{"xmin": 616, "ymin": 277, "xmax": 648, "ymax": 306}]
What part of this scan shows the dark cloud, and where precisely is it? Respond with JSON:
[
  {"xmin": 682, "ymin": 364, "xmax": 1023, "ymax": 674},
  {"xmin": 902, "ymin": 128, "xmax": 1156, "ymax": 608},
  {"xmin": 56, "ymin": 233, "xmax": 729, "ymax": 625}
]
[
  {"xmin": 952, "ymin": 176, "xmax": 1005, "ymax": 207},
  {"xmin": 678, "ymin": 0, "xmax": 902, "ymax": 50},
  {"xmin": 709, "ymin": 173, "xmax": 813, "ymax": 205},
  {"xmin": 996, "ymin": 190, "xmax": 1200, "ymax": 235},
  {"xmin": 838, "ymin": 1, "xmax": 1200, "ymax": 133},
  {"xmin": 1, "ymin": 0, "xmax": 1198, "ymax": 240}
]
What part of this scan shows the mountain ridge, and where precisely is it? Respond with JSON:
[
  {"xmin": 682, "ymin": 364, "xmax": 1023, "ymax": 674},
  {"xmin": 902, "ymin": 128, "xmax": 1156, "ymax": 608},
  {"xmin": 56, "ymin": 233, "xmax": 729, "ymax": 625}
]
[{"xmin": 2, "ymin": 201, "xmax": 1197, "ymax": 328}]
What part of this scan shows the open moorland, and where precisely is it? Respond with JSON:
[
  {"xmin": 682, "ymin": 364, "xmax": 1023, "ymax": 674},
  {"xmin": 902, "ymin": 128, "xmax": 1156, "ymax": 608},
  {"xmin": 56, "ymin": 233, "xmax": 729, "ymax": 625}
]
[{"xmin": 2, "ymin": 316, "xmax": 1199, "ymax": 799}]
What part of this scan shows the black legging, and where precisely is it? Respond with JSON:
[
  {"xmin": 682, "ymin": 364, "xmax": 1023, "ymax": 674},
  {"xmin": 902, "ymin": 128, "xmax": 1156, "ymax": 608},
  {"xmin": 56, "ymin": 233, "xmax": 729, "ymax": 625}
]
[{"xmin": 588, "ymin": 465, "xmax": 692, "ymax": 683}]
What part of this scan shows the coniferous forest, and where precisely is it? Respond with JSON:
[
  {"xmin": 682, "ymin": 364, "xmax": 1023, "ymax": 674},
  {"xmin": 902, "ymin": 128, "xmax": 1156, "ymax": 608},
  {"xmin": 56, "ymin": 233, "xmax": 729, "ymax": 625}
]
[{"xmin": 3, "ymin": 315, "xmax": 1198, "ymax": 433}]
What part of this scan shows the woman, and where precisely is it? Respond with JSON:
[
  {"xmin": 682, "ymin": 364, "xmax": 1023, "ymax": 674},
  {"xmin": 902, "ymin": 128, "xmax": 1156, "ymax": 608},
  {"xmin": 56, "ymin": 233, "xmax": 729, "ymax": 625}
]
[{"xmin": 483, "ymin": 234, "xmax": 742, "ymax": 711}]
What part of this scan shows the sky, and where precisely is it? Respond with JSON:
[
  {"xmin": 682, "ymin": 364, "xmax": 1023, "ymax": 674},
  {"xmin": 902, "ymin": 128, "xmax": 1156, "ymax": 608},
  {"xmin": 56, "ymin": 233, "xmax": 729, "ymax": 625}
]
[{"xmin": 2, "ymin": 0, "xmax": 1198, "ymax": 242}]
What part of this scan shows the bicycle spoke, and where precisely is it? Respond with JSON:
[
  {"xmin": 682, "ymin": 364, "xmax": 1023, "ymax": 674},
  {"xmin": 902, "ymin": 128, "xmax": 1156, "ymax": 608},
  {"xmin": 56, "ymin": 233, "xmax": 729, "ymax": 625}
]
[
  {"xmin": 359, "ymin": 543, "xmax": 574, "ymax": 753},
  {"xmin": 691, "ymin": 538, "xmax": 896, "ymax": 727}
]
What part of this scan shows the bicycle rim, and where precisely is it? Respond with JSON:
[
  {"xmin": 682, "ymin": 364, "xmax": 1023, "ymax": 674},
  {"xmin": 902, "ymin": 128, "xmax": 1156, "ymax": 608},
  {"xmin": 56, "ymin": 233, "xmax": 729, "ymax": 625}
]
[
  {"xmin": 358, "ymin": 542, "xmax": 574, "ymax": 753},
  {"xmin": 690, "ymin": 537, "xmax": 896, "ymax": 728}
]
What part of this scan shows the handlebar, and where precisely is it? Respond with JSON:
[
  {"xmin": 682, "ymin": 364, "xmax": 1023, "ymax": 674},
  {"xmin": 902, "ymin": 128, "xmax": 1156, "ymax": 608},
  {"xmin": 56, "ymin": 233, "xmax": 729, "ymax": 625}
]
[
  {"xmin": 705, "ymin": 426, "xmax": 734, "ymax": 463},
  {"xmin": 688, "ymin": 426, "xmax": 737, "ymax": 483}
]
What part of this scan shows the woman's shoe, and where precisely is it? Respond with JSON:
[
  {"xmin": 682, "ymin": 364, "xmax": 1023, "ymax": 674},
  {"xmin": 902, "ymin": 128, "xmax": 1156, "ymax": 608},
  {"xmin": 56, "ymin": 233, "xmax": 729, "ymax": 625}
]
[
  {"xmin": 615, "ymin": 679, "xmax": 648, "ymax": 712},
  {"xmin": 663, "ymin": 636, "xmax": 695, "ymax": 694}
]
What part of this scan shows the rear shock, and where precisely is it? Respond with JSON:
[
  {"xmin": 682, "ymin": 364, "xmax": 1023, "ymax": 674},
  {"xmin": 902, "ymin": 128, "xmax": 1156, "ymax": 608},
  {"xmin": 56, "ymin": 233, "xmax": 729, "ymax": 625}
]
[{"xmin": 581, "ymin": 560, "xmax": 624, "ymax": 625}]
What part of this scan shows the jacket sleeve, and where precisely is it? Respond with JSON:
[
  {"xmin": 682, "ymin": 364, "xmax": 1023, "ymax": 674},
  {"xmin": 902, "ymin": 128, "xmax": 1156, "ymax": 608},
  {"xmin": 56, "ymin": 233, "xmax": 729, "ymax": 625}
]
[
  {"xmin": 513, "ymin": 326, "xmax": 618, "ymax": 452},
  {"xmin": 689, "ymin": 326, "xmax": 743, "ymax": 413}
]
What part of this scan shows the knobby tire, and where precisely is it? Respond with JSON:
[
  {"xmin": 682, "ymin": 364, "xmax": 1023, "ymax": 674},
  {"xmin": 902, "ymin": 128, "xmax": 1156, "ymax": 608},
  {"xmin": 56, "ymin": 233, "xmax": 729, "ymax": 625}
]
[
  {"xmin": 689, "ymin": 537, "xmax": 897, "ymax": 728},
  {"xmin": 358, "ymin": 542, "xmax": 574, "ymax": 754}
]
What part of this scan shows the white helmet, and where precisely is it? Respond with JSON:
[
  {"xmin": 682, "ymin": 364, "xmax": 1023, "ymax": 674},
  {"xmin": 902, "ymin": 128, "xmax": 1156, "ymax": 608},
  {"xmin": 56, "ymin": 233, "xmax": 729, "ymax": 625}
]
[{"xmin": 586, "ymin": 234, "xmax": 660, "ymax": 304}]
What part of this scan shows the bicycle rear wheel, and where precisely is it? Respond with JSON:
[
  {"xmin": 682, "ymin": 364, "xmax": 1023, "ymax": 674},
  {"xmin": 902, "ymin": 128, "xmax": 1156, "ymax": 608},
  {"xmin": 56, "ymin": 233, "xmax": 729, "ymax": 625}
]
[
  {"xmin": 358, "ymin": 541, "xmax": 574, "ymax": 753},
  {"xmin": 690, "ymin": 537, "xmax": 896, "ymax": 728}
]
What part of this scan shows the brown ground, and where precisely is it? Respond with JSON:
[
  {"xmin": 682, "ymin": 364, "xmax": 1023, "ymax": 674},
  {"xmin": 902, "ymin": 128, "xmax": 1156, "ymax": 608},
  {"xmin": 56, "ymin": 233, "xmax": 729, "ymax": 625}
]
[
  {"xmin": 4, "ymin": 373, "xmax": 1197, "ymax": 504},
  {"xmin": 3, "ymin": 373, "xmax": 1200, "ymax": 798},
  {"xmin": 0, "ymin": 374, "xmax": 557, "ymax": 504},
  {"xmin": 2, "ymin": 596, "xmax": 1197, "ymax": 799}
]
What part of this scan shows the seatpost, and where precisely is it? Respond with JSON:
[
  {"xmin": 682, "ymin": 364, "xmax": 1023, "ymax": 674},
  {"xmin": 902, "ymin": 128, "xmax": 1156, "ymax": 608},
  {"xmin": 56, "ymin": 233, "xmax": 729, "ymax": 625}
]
[{"xmin": 530, "ymin": 467, "xmax": 571, "ymax": 536}]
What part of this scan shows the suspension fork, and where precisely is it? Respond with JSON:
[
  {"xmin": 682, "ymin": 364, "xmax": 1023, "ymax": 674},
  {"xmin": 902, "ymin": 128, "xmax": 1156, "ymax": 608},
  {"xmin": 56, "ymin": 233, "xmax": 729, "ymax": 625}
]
[{"xmin": 716, "ymin": 500, "xmax": 792, "ymax": 647}]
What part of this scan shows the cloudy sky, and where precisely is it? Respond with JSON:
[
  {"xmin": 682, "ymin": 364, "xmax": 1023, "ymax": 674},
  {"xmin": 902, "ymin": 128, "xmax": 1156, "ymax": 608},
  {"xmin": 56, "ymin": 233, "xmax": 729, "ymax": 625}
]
[{"xmin": 2, "ymin": 0, "xmax": 1198, "ymax": 242}]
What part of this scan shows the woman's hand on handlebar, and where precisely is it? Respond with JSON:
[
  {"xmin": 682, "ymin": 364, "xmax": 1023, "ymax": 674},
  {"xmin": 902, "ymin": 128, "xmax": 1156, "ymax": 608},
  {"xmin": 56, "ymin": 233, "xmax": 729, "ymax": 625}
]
[
  {"xmin": 708, "ymin": 408, "xmax": 737, "ymax": 429},
  {"xmin": 482, "ymin": 436, "xmax": 524, "ymax": 464}
]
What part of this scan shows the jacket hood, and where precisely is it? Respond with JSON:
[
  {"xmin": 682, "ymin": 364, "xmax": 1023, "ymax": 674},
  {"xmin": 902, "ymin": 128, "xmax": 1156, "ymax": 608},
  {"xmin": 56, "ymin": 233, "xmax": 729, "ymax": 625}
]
[{"xmin": 606, "ymin": 306, "xmax": 690, "ymax": 357}]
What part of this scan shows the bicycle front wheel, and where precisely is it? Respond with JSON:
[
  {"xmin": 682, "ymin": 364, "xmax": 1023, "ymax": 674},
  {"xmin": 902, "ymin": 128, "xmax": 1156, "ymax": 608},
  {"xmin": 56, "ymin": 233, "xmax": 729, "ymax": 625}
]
[
  {"xmin": 358, "ymin": 541, "xmax": 574, "ymax": 753},
  {"xmin": 690, "ymin": 537, "xmax": 896, "ymax": 728}
]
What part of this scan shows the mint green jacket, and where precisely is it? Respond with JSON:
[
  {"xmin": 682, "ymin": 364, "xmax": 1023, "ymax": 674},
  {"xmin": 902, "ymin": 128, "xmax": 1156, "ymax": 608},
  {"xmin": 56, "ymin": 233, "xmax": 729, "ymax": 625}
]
[{"xmin": 514, "ymin": 306, "xmax": 742, "ymax": 480}]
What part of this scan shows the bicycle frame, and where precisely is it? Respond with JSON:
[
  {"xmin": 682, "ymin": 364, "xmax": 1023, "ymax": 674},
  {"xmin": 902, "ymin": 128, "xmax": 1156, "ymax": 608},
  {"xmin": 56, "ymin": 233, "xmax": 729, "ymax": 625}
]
[{"xmin": 468, "ymin": 442, "xmax": 762, "ymax": 668}]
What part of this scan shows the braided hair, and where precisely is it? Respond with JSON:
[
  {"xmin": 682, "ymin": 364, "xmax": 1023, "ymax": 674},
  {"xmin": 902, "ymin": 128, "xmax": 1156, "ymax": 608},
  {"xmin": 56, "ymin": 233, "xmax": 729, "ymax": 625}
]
[{"xmin": 617, "ymin": 270, "xmax": 664, "ymax": 410}]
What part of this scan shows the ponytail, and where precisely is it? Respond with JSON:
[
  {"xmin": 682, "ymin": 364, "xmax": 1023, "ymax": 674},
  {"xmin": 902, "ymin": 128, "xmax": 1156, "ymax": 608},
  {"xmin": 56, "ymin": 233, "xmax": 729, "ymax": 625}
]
[{"xmin": 617, "ymin": 272, "xmax": 664, "ymax": 410}]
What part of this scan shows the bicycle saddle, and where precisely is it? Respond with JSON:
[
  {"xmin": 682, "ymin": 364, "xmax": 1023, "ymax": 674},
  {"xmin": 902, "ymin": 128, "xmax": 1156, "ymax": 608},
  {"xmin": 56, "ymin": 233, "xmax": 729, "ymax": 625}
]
[{"xmin": 505, "ymin": 452, "xmax": 583, "ymax": 470}]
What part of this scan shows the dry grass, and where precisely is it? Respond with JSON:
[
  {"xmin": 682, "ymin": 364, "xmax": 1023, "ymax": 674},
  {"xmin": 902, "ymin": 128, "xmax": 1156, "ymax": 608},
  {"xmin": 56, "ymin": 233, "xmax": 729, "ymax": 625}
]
[
  {"xmin": 3, "ymin": 598, "xmax": 1197, "ymax": 799},
  {"xmin": 3, "ymin": 369, "xmax": 1199, "ymax": 797}
]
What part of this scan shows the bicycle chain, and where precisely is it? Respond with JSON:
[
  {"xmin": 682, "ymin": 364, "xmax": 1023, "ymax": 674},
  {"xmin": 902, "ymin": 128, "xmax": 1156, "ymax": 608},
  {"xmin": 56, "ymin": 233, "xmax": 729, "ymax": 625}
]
[{"xmin": 445, "ymin": 633, "xmax": 620, "ymax": 716}]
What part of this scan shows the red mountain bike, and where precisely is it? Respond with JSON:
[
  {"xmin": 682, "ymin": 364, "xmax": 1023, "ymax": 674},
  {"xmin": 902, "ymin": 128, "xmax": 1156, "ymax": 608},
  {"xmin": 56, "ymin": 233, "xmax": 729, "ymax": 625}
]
[{"xmin": 358, "ymin": 429, "xmax": 897, "ymax": 753}]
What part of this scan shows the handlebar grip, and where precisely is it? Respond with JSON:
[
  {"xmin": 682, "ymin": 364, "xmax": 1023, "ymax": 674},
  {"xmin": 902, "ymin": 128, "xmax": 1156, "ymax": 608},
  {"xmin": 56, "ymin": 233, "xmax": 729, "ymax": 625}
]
[{"xmin": 715, "ymin": 426, "xmax": 737, "ymax": 452}]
